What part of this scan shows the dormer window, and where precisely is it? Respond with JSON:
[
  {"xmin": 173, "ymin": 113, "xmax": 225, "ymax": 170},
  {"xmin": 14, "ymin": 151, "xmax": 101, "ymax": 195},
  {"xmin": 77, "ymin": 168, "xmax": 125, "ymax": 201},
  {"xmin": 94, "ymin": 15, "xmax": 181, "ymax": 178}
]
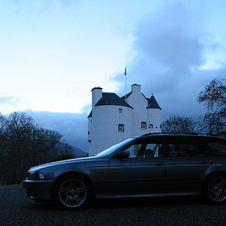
[{"xmin": 119, "ymin": 108, "xmax": 123, "ymax": 113}]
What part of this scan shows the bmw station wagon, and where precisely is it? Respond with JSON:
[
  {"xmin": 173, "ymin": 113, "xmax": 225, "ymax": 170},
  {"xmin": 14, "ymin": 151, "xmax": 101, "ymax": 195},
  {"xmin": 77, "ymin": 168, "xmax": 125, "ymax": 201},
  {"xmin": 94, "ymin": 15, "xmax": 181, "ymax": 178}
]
[{"xmin": 23, "ymin": 134, "xmax": 226, "ymax": 210}]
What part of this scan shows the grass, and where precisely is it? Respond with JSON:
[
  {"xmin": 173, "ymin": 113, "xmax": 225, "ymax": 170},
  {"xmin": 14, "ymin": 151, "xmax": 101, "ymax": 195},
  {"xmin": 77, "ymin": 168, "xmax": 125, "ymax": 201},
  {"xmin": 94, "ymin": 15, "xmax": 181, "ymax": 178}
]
[{"xmin": 1, "ymin": 183, "xmax": 23, "ymax": 188}]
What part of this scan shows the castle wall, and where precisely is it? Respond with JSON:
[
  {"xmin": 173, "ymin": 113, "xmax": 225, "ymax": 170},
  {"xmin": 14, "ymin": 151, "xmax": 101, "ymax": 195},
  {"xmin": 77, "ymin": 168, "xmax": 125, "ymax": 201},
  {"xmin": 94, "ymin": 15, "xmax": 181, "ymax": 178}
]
[
  {"xmin": 89, "ymin": 105, "xmax": 133, "ymax": 156},
  {"xmin": 147, "ymin": 108, "xmax": 161, "ymax": 133},
  {"xmin": 126, "ymin": 85, "xmax": 148, "ymax": 137}
]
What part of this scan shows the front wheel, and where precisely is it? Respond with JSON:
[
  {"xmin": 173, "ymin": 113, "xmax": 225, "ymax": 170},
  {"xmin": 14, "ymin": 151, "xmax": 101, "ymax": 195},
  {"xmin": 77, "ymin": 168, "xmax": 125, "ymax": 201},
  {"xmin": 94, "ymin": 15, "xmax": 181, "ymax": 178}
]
[
  {"xmin": 53, "ymin": 176, "xmax": 90, "ymax": 210},
  {"xmin": 204, "ymin": 175, "xmax": 226, "ymax": 204}
]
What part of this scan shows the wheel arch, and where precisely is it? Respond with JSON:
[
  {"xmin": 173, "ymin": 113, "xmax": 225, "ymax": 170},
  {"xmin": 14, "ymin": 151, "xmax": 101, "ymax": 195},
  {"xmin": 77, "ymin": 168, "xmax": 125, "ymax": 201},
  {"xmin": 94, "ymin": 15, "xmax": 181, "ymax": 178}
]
[
  {"xmin": 201, "ymin": 171, "xmax": 226, "ymax": 203},
  {"xmin": 202, "ymin": 171, "xmax": 226, "ymax": 192},
  {"xmin": 51, "ymin": 171, "xmax": 96, "ymax": 200}
]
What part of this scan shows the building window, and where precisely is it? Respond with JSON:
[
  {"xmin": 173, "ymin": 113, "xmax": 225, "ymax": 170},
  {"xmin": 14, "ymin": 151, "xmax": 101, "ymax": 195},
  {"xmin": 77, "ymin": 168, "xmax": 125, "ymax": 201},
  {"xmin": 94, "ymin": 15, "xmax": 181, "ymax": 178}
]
[
  {"xmin": 119, "ymin": 108, "xmax": 123, "ymax": 113},
  {"xmin": 118, "ymin": 124, "xmax": 124, "ymax": 133},
  {"xmin": 141, "ymin": 122, "xmax": 147, "ymax": 130},
  {"xmin": 134, "ymin": 144, "xmax": 140, "ymax": 155},
  {"xmin": 149, "ymin": 124, "xmax": 153, "ymax": 129}
]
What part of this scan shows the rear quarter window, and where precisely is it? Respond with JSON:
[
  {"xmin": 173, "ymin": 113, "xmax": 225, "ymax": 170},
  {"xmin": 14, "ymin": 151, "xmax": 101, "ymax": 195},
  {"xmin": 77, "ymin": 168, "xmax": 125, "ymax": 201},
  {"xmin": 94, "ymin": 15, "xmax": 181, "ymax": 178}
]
[{"xmin": 207, "ymin": 139, "xmax": 226, "ymax": 156}]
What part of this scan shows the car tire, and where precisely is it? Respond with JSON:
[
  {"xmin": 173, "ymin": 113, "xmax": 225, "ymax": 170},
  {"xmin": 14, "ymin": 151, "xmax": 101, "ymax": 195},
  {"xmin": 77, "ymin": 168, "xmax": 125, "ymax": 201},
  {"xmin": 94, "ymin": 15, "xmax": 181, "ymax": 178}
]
[
  {"xmin": 203, "ymin": 174, "xmax": 226, "ymax": 204},
  {"xmin": 53, "ymin": 175, "xmax": 90, "ymax": 210}
]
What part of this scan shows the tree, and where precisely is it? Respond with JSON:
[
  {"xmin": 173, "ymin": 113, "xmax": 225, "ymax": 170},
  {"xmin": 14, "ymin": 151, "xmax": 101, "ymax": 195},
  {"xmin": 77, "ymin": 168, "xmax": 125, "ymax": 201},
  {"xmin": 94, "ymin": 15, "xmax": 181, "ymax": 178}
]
[
  {"xmin": 198, "ymin": 78, "xmax": 226, "ymax": 134},
  {"xmin": 0, "ymin": 112, "xmax": 76, "ymax": 185},
  {"xmin": 161, "ymin": 115, "xmax": 196, "ymax": 134},
  {"xmin": 0, "ymin": 114, "xmax": 8, "ymax": 184}
]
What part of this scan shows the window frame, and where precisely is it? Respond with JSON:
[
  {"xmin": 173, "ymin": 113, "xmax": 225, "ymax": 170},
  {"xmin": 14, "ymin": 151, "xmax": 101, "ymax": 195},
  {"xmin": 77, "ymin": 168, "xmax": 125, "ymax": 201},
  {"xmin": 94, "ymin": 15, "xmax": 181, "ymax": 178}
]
[
  {"xmin": 118, "ymin": 124, "xmax": 124, "ymax": 133},
  {"xmin": 141, "ymin": 121, "xmax": 147, "ymax": 130}
]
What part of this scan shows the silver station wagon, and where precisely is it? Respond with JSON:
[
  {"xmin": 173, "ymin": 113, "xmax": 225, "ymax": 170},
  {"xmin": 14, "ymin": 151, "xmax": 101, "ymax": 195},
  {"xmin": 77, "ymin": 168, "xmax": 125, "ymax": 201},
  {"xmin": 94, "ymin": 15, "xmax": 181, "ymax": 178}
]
[{"xmin": 23, "ymin": 134, "xmax": 226, "ymax": 210}]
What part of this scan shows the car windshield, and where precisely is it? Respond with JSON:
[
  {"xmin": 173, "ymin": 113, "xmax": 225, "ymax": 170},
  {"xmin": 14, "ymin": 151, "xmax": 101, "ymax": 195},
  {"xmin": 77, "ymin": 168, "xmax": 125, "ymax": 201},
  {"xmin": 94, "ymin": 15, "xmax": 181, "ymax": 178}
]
[{"xmin": 97, "ymin": 138, "xmax": 134, "ymax": 157}]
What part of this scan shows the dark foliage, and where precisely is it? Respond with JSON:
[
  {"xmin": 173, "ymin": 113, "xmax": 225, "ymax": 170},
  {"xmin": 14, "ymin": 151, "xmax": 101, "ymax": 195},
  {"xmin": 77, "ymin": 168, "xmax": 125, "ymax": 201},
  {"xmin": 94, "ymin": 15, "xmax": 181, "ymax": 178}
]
[
  {"xmin": 0, "ymin": 112, "xmax": 76, "ymax": 185},
  {"xmin": 198, "ymin": 78, "xmax": 226, "ymax": 134},
  {"xmin": 162, "ymin": 78, "xmax": 225, "ymax": 136},
  {"xmin": 161, "ymin": 115, "xmax": 197, "ymax": 134}
]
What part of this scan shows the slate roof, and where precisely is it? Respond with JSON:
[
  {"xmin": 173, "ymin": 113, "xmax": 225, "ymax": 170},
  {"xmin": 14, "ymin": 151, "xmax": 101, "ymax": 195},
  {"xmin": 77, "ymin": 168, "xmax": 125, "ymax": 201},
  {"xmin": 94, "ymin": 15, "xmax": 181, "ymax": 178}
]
[
  {"xmin": 122, "ymin": 91, "xmax": 161, "ymax": 110},
  {"xmin": 121, "ymin": 92, "xmax": 132, "ymax": 100},
  {"xmin": 95, "ymin": 92, "xmax": 133, "ymax": 108},
  {"xmin": 88, "ymin": 111, "xmax": 92, "ymax": 118},
  {"xmin": 88, "ymin": 91, "xmax": 161, "ymax": 118},
  {"xmin": 147, "ymin": 95, "xmax": 162, "ymax": 109}
]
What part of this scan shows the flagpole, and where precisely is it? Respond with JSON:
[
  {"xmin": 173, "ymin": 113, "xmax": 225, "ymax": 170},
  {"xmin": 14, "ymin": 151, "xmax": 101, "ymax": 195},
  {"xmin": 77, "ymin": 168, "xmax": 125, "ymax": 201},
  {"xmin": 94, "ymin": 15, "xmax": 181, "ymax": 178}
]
[{"xmin": 124, "ymin": 65, "xmax": 127, "ymax": 95}]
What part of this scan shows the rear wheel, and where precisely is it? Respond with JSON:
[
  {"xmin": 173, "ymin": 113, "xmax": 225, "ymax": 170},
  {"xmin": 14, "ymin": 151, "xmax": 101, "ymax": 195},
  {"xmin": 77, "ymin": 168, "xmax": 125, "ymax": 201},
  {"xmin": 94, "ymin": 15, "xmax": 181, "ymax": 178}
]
[
  {"xmin": 53, "ymin": 175, "xmax": 90, "ymax": 210},
  {"xmin": 204, "ymin": 174, "xmax": 226, "ymax": 204}
]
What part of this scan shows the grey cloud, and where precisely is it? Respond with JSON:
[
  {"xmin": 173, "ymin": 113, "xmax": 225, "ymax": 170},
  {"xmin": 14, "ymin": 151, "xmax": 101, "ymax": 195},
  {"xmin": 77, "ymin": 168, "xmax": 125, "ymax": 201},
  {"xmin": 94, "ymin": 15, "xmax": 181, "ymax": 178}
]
[
  {"xmin": 115, "ymin": 2, "xmax": 226, "ymax": 119},
  {"xmin": 133, "ymin": 2, "xmax": 204, "ymax": 85},
  {"xmin": 116, "ymin": 3, "xmax": 205, "ymax": 93}
]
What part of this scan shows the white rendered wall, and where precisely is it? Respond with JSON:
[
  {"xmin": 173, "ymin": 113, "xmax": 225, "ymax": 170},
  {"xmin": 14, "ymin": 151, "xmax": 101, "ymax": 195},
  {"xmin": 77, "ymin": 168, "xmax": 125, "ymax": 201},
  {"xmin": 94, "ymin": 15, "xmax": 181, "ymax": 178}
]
[
  {"xmin": 89, "ymin": 105, "xmax": 133, "ymax": 156},
  {"xmin": 147, "ymin": 108, "xmax": 161, "ymax": 133},
  {"xmin": 88, "ymin": 117, "xmax": 92, "ymax": 153},
  {"xmin": 92, "ymin": 87, "xmax": 102, "ymax": 109},
  {"xmin": 126, "ymin": 85, "xmax": 149, "ymax": 137}
]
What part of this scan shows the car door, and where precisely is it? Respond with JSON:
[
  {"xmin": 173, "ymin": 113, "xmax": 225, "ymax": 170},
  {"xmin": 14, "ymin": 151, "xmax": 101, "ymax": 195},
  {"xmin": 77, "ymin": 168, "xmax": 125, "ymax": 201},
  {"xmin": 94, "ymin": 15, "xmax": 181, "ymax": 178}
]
[
  {"xmin": 165, "ymin": 137, "xmax": 212, "ymax": 193},
  {"xmin": 108, "ymin": 137, "xmax": 166, "ymax": 195}
]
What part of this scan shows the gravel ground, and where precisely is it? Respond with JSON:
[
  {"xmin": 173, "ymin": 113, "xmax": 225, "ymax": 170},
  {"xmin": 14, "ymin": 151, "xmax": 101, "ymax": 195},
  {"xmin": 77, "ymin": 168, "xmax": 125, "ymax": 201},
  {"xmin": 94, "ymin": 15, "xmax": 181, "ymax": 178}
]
[{"xmin": 0, "ymin": 187, "xmax": 226, "ymax": 225}]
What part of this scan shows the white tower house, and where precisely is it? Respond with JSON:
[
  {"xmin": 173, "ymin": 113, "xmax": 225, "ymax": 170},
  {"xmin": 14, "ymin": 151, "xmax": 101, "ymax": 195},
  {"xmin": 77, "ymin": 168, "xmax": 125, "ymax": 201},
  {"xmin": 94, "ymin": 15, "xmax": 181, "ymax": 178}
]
[{"xmin": 88, "ymin": 84, "xmax": 162, "ymax": 156}]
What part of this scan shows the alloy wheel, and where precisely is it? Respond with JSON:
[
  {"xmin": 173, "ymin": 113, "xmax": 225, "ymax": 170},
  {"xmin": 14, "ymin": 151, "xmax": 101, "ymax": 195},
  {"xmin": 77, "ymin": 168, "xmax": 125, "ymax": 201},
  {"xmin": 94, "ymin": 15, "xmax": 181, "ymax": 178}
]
[
  {"xmin": 59, "ymin": 178, "xmax": 87, "ymax": 208},
  {"xmin": 208, "ymin": 176, "xmax": 226, "ymax": 202}
]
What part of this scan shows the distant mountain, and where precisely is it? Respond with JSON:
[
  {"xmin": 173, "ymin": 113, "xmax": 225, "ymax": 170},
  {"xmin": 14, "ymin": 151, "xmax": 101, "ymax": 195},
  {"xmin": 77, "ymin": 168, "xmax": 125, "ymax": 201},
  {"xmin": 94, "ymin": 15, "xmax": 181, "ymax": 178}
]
[
  {"xmin": 56, "ymin": 143, "xmax": 88, "ymax": 158},
  {"xmin": 70, "ymin": 146, "xmax": 88, "ymax": 158}
]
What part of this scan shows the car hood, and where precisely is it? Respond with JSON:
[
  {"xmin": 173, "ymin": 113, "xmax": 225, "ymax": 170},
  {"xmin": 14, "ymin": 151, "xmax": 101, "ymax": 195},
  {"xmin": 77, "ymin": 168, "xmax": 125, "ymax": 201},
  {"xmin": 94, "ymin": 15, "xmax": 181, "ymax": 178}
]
[{"xmin": 29, "ymin": 156, "xmax": 98, "ymax": 172}]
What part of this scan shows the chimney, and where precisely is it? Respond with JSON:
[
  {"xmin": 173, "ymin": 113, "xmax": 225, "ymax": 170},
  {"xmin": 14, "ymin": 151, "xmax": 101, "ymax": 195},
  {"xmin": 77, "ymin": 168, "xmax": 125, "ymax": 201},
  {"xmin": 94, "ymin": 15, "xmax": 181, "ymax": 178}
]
[
  {"xmin": 92, "ymin": 87, "xmax": 102, "ymax": 109},
  {"xmin": 131, "ymin": 84, "xmax": 141, "ymax": 93}
]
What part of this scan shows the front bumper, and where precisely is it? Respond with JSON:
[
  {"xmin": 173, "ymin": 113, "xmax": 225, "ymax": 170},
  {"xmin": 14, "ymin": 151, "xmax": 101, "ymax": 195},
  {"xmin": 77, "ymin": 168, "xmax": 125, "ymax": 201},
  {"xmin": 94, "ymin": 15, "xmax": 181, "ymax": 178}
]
[{"xmin": 23, "ymin": 179, "xmax": 54, "ymax": 201}]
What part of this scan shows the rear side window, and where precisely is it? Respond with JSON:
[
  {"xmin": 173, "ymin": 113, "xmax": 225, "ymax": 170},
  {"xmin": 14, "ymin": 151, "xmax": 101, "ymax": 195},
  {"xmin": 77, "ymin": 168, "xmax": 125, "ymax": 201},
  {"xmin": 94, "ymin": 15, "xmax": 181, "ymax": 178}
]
[
  {"xmin": 207, "ymin": 139, "xmax": 226, "ymax": 156},
  {"xmin": 166, "ymin": 137, "xmax": 209, "ymax": 157}
]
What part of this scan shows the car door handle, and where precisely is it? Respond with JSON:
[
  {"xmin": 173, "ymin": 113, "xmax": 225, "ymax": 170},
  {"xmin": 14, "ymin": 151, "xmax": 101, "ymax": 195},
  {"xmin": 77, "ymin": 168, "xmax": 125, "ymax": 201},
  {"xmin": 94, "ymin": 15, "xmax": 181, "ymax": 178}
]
[
  {"xmin": 156, "ymin": 162, "xmax": 164, "ymax": 166},
  {"xmin": 201, "ymin": 161, "xmax": 207, "ymax": 165}
]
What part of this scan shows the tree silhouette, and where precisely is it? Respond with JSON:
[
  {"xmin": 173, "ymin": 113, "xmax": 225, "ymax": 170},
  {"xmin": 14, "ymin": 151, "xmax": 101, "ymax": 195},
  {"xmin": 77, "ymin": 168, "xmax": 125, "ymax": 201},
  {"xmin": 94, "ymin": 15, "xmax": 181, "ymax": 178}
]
[{"xmin": 198, "ymin": 78, "xmax": 226, "ymax": 134}]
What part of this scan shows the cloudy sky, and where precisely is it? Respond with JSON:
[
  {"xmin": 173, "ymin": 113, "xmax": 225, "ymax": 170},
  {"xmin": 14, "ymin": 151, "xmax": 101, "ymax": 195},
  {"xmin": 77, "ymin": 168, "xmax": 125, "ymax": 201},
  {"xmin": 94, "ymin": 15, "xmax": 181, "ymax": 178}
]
[{"xmin": 0, "ymin": 0, "xmax": 225, "ymax": 152}]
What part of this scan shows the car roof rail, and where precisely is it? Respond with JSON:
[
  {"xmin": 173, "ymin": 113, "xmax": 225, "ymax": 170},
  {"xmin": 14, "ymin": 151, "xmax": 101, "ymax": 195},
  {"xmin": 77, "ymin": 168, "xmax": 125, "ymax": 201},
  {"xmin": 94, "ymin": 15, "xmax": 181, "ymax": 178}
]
[
  {"xmin": 141, "ymin": 132, "xmax": 162, "ymax": 136},
  {"xmin": 141, "ymin": 132, "xmax": 221, "ymax": 137}
]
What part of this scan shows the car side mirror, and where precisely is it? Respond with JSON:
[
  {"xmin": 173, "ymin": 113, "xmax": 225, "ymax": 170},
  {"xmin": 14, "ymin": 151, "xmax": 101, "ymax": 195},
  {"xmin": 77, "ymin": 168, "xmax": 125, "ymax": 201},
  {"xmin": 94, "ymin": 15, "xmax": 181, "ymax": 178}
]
[{"xmin": 115, "ymin": 151, "xmax": 130, "ymax": 159}]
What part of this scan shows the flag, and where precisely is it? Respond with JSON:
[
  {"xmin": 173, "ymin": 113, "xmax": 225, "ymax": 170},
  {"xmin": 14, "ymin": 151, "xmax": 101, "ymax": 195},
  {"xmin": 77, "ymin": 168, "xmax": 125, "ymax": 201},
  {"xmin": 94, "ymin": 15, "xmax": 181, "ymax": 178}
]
[{"xmin": 124, "ymin": 65, "xmax": 127, "ymax": 75}]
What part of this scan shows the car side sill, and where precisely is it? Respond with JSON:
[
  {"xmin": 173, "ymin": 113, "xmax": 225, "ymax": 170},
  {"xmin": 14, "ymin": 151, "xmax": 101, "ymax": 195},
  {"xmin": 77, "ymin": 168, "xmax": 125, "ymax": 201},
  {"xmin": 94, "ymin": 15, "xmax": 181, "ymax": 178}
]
[{"xmin": 96, "ymin": 192, "xmax": 200, "ymax": 199}]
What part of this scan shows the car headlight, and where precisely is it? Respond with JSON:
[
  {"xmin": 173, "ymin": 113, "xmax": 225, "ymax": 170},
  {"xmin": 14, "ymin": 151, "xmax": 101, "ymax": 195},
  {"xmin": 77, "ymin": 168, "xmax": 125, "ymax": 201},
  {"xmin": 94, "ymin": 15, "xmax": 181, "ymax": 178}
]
[{"xmin": 28, "ymin": 171, "xmax": 45, "ymax": 180}]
